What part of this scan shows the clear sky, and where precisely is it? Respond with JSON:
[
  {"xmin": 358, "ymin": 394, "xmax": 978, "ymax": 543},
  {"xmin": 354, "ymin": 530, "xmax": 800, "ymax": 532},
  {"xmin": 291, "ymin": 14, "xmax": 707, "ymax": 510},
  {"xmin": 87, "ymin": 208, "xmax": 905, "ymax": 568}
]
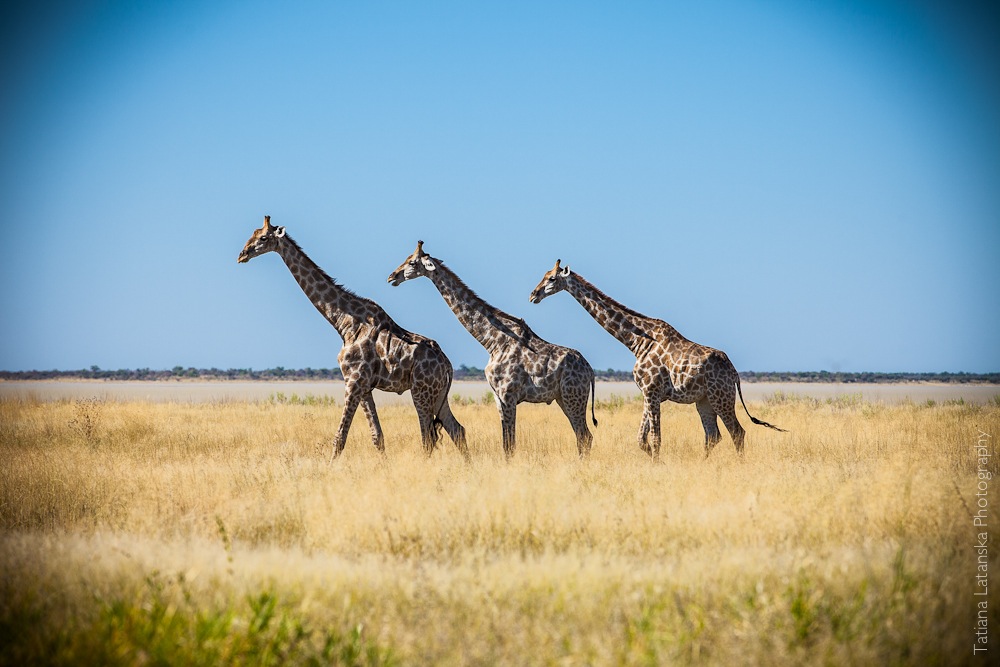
[{"xmin": 1, "ymin": 0, "xmax": 997, "ymax": 374}]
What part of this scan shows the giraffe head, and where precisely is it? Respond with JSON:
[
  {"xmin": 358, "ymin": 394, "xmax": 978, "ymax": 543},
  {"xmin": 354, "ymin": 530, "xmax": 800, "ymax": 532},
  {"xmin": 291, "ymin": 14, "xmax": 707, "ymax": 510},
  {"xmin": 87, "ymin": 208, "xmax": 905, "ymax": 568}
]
[
  {"xmin": 387, "ymin": 240, "xmax": 437, "ymax": 286},
  {"xmin": 529, "ymin": 259, "xmax": 572, "ymax": 304},
  {"xmin": 238, "ymin": 215, "xmax": 286, "ymax": 263}
]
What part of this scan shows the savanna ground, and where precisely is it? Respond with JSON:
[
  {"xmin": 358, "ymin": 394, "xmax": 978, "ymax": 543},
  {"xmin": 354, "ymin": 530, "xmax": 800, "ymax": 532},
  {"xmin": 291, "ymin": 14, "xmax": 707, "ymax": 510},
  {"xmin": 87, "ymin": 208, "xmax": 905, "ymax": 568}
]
[{"xmin": 1, "ymin": 389, "xmax": 998, "ymax": 665}]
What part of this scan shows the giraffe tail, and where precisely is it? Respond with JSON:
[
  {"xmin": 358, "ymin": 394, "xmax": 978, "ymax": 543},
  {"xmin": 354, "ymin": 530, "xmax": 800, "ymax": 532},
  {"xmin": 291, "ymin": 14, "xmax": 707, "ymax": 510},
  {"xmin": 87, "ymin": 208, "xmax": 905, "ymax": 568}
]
[
  {"xmin": 590, "ymin": 374, "xmax": 598, "ymax": 427},
  {"xmin": 736, "ymin": 375, "xmax": 786, "ymax": 432}
]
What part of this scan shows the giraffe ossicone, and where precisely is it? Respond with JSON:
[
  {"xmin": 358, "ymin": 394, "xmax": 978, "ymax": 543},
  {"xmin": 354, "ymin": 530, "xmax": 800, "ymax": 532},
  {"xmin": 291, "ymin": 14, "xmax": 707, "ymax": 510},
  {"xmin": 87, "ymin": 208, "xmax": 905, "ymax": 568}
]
[
  {"xmin": 529, "ymin": 260, "xmax": 784, "ymax": 460},
  {"xmin": 238, "ymin": 216, "xmax": 469, "ymax": 461}
]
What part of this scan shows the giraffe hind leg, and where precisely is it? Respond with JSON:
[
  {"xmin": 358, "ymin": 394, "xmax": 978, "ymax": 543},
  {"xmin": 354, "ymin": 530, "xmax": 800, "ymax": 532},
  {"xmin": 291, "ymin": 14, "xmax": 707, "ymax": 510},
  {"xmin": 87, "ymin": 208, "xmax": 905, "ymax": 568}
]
[
  {"xmin": 436, "ymin": 399, "xmax": 470, "ymax": 461},
  {"xmin": 712, "ymin": 384, "xmax": 747, "ymax": 454},
  {"xmin": 719, "ymin": 409, "xmax": 746, "ymax": 454},
  {"xmin": 411, "ymin": 393, "xmax": 440, "ymax": 456},
  {"xmin": 696, "ymin": 399, "xmax": 722, "ymax": 458},
  {"xmin": 558, "ymin": 395, "xmax": 593, "ymax": 458}
]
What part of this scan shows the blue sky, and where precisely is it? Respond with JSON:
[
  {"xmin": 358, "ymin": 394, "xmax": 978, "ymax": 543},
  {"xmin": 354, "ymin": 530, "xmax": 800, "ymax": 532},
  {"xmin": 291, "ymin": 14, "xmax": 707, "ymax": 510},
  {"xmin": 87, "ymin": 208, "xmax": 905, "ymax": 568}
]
[{"xmin": 1, "ymin": 0, "xmax": 997, "ymax": 373}]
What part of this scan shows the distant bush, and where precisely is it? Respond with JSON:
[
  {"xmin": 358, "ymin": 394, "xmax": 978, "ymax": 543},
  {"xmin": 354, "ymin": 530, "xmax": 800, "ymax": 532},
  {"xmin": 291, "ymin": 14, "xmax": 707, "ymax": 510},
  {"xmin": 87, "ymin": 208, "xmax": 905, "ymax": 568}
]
[
  {"xmin": 268, "ymin": 392, "xmax": 338, "ymax": 407},
  {"xmin": 452, "ymin": 391, "xmax": 495, "ymax": 406},
  {"xmin": 595, "ymin": 393, "xmax": 643, "ymax": 411}
]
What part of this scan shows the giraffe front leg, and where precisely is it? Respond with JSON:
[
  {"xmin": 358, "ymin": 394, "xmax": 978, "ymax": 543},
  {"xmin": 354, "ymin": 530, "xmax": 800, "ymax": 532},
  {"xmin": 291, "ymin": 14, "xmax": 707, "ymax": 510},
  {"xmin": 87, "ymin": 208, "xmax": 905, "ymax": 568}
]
[
  {"xmin": 360, "ymin": 394, "xmax": 385, "ymax": 454},
  {"xmin": 330, "ymin": 385, "xmax": 364, "ymax": 462},
  {"xmin": 643, "ymin": 396, "xmax": 662, "ymax": 462},
  {"xmin": 637, "ymin": 409, "xmax": 651, "ymax": 455},
  {"xmin": 496, "ymin": 398, "xmax": 517, "ymax": 460}
]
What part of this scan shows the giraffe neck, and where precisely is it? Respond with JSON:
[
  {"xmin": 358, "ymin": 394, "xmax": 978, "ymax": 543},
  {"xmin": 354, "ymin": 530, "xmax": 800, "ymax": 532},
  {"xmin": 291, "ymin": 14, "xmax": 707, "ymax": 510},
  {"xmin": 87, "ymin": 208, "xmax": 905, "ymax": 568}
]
[
  {"xmin": 425, "ymin": 260, "xmax": 526, "ymax": 353},
  {"xmin": 564, "ymin": 273, "xmax": 658, "ymax": 356},
  {"xmin": 275, "ymin": 235, "xmax": 384, "ymax": 343}
]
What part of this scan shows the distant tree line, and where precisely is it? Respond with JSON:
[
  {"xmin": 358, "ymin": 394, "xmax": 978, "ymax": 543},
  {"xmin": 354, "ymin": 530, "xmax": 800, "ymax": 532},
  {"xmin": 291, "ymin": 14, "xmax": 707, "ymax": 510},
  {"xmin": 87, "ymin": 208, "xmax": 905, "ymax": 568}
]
[
  {"xmin": 0, "ymin": 366, "xmax": 997, "ymax": 384},
  {"xmin": 0, "ymin": 366, "xmax": 345, "ymax": 381},
  {"xmin": 738, "ymin": 370, "xmax": 1000, "ymax": 384}
]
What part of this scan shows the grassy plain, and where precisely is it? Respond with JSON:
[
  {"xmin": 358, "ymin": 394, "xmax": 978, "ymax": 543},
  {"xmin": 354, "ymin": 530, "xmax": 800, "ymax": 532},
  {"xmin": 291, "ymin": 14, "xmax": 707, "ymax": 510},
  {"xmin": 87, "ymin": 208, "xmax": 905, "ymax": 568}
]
[{"xmin": 1, "ymin": 391, "xmax": 998, "ymax": 665}]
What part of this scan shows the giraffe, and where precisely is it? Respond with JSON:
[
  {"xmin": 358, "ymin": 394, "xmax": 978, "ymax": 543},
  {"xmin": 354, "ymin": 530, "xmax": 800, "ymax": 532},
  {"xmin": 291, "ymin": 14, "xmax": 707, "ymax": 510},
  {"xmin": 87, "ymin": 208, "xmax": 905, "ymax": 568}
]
[
  {"xmin": 529, "ymin": 260, "xmax": 784, "ymax": 460},
  {"xmin": 388, "ymin": 242, "xmax": 597, "ymax": 459},
  {"xmin": 238, "ymin": 216, "xmax": 468, "ymax": 461}
]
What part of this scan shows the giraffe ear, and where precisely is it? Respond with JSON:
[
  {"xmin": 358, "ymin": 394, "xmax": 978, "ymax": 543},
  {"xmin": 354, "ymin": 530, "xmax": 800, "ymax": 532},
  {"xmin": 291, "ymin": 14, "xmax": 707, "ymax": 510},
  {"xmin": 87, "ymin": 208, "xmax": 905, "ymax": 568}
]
[
  {"xmin": 420, "ymin": 255, "xmax": 437, "ymax": 271},
  {"xmin": 559, "ymin": 265, "xmax": 571, "ymax": 277},
  {"xmin": 275, "ymin": 226, "xmax": 286, "ymax": 238}
]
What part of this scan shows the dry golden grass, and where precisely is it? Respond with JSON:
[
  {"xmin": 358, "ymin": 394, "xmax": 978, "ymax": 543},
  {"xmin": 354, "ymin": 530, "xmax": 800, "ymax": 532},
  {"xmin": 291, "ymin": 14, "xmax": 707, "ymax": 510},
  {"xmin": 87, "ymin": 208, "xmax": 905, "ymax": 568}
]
[{"xmin": 1, "ymin": 392, "xmax": 998, "ymax": 665}]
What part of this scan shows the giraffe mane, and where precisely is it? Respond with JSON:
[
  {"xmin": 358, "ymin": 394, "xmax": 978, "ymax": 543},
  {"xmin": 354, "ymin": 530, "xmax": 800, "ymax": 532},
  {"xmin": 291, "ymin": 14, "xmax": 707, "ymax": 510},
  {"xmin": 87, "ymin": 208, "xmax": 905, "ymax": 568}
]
[
  {"xmin": 571, "ymin": 271, "xmax": 653, "ymax": 323},
  {"xmin": 432, "ymin": 257, "xmax": 539, "ymax": 344},
  {"xmin": 282, "ymin": 234, "xmax": 362, "ymax": 300},
  {"xmin": 284, "ymin": 232, "xmax": 416, "ymax": 335}
]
